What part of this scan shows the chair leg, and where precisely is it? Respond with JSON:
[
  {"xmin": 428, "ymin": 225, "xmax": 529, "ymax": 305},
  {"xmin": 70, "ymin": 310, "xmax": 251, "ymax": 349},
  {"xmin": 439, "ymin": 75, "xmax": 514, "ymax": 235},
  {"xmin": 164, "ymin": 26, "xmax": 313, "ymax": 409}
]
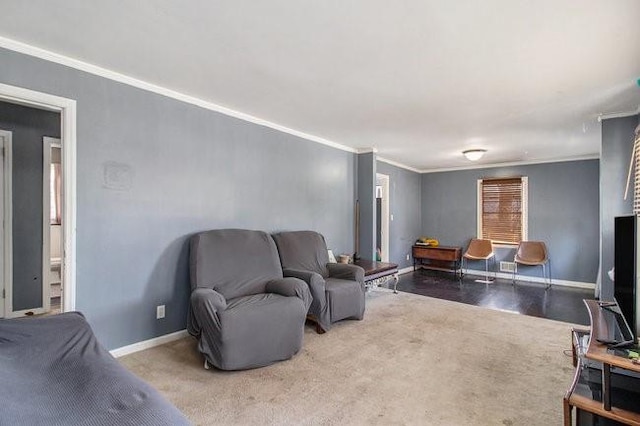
[
  {"xmin": 483, "ymin": 259, "xmax": 494, "ymax": 283},
  {"xmin": 544, "ymin": 261, "xmax": 552, "ymax": 290},
  {"xmin": 307, "ymin": 315, "xmax": 327, "ymax": 334},
  {"xmin": 461, "ymin": 257, "xmax": 465, "ymax": 278},
  {"xmin": 493, "ymin": 257, "xmax": 497, "ymax": 280},
  {"xmin": 473, "ymin": 258, "xmax": 493, "ymax": 284},
  {"xmin": 512, "ymin": 264, "xmax": 517, "ymax": 285}
]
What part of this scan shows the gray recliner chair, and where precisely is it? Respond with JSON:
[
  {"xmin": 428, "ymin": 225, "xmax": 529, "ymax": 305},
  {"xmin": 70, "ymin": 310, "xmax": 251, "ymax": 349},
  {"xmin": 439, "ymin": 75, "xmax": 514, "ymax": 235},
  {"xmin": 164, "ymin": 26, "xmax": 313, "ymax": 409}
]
[
  {"xmin": 187, "ymin": 229, "xmax": 312, "ymax": 370},
  {"xmin": 272, "ymin": 230, "xmax": 365, "ymax": 333}
]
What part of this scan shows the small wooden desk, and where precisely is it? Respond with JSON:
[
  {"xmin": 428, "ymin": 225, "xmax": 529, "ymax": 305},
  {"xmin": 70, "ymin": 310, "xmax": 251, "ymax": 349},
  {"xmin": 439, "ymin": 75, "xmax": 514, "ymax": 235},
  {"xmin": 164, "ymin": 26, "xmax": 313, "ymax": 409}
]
[
  {"xmin": 354, "ymin": 260, "xmax": 399, "ymax": 293},
  {"xmin": 412, "ymin": 245, "xmax": 462, "ymax": 278}
]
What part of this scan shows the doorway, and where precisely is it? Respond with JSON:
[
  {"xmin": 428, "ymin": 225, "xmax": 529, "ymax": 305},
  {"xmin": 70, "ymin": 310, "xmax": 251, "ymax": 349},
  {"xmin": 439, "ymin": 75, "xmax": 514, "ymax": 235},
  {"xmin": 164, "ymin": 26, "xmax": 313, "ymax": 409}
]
[
  {"xmin": 0, "ymin": 83, "xmax": 76, "ymax": 317},
  {"xmin": 376, "ymin": 173, "xmax": 390, "ymax": 262},
  {"xmin": 0, "ymin": 103, "xmax": 59, "ymax": 316}
]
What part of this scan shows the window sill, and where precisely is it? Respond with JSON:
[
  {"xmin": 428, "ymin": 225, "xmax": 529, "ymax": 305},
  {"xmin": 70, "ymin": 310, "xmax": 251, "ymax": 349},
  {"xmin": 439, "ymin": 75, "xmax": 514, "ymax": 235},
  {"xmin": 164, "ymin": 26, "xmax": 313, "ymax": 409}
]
[{"xmin": 492, "ymin": 243, "xmax": 518, "ymax": 249}]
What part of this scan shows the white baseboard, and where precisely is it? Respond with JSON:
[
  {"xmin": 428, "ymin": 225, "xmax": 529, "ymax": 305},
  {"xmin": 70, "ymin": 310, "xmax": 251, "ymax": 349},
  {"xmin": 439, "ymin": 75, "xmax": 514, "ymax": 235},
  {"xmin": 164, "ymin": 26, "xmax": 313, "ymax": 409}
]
[
  {"xmin": 398, "ymin": 266, "xmax": 414, "ymax": 275},
  {"xmin": 405, "ymin": 265, "xmax": 595, "ymax": 290},
  {"xmin": 110, "ymin": 329, "xmax": 189, "ymax": 358},
  {"xmin": 461, "ymin": 268, "xmax": 596, "ymax": 290}
]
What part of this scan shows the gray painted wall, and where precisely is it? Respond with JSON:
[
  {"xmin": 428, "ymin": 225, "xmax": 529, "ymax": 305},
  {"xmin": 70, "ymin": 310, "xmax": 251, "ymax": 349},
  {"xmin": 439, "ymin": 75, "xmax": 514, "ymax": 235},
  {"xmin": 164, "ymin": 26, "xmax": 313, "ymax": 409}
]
[
  {"xmin": 0, "ymin": 47, "xmax": 355, "ymax": 349},
  {"xmin": 421, "ymin": 160, "xmax": 600, "ymax": 283},
  {"xmin": 357, "ymin": 152, "xmax": 376, "ymax": 261},
  {"xmin": 0, "ymin": 102, "xmax": 60, "ymax": 310},
  {"xmin": 600, "ymin": 115, "xmax": 639, "ymax": 299},
  {"xmin": 376, "ymin": 161, "xmax": 422, "ymax": 269}
]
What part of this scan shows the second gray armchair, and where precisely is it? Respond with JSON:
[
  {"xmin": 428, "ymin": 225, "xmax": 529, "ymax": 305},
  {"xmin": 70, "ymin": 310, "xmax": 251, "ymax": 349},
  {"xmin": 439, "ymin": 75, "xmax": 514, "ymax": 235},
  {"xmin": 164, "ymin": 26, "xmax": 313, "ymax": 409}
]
[{"xmin": 272, "ymin": 230, "xmax": 366, "ymax": 333}]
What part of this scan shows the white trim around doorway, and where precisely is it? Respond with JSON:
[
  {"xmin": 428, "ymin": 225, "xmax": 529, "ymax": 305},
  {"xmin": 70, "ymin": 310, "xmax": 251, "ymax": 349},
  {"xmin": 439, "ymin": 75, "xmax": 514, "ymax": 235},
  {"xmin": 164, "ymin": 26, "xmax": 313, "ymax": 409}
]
[
  {"xmin": 41, "ymin": 136, "xmax": 52, "ymax": 313},
  {"xmin": 0, "ymin": 83, "xmax": 77, "ymax": 315},
  {"xmin": 376, "ymin": 173, "xmax": 390, "ymax": 263},
  {"xmin": 0, "ymin": 130, "xmax": 12, "ymax": 318}
]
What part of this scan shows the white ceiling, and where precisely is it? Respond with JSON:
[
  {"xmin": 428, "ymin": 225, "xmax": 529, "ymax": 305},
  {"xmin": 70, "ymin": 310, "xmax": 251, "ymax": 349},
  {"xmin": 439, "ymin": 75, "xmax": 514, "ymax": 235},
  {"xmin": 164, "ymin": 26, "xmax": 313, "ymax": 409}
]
[{"xmin": 1, "ymin": 0, "xmax": 639, "ymax": 171}]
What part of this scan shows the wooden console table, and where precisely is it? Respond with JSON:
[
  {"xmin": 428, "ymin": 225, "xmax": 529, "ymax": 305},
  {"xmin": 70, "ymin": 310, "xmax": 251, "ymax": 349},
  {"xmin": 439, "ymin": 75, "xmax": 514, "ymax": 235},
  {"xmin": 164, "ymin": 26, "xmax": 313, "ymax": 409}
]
[
  {"xmin": 564, "ymin": 300, "xmax": 640, "ymax": 425},
  {"xmin": 412, "ymin": 245, "xmax": 462, "ymax": 278},
  {"xmin": 353, "ymin": 260, "xmax": 399, "ymax": 294}
]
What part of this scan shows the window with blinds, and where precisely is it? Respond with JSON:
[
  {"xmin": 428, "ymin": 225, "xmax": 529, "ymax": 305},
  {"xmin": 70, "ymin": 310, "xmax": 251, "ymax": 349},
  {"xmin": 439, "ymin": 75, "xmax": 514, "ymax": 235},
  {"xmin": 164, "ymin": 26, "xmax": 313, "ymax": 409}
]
[{"xmin": 477, "ymin": 177, "xmax": 528, "ymax": 245}]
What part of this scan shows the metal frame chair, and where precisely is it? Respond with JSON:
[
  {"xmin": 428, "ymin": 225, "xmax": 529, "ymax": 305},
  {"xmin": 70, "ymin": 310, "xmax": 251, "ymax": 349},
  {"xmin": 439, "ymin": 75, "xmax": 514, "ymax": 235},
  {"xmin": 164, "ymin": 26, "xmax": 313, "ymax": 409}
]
[
  {"xmin": 512, "ymin": 241, "xmax": 551, "ymax": 289},
  {"xmin": 462, "ymin": 238, "xmax": 496, "ymax": 283}
]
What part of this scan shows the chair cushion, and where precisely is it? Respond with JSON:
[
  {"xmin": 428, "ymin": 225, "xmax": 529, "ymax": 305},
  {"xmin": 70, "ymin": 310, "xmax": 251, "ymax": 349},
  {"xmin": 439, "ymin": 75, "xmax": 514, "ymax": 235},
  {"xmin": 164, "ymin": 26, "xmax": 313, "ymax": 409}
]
[
  {"xmin": 463, "ymin": 239, "xmax": 494, "ymax": 260},
  {"xmin": 515, "ymin": 241, "xmax": 547, "ymax": 265},
  {"xmin": 213, "ymin": 293, "xmax": 307, "ymax": 370},
  {"xmin": 273, "ymin": 231, "xmax": 331, "ymax": 278}
]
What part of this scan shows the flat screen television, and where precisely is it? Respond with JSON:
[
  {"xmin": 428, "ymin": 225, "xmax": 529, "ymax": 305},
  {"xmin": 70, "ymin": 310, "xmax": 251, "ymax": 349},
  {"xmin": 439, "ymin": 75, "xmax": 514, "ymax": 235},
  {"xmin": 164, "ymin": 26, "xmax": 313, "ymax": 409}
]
[{"xmin": 614, "ymin": 215, "xmax": 639, "ymax": 341}]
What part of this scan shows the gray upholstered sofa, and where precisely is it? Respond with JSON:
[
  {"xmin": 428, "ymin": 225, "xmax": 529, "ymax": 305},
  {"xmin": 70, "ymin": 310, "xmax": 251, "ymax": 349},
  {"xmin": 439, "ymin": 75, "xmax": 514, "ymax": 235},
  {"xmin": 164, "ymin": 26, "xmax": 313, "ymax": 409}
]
[
  {"xmin": 272, "ymin": 230, "xmax": 365, "ymax": 333},
  {"xmin": 187, "ymin": 229, "xmax": 312, "ymax": 370},
  {"xmin": 0, "ymin": 312, "xmax": 189, "ymax": 425}
]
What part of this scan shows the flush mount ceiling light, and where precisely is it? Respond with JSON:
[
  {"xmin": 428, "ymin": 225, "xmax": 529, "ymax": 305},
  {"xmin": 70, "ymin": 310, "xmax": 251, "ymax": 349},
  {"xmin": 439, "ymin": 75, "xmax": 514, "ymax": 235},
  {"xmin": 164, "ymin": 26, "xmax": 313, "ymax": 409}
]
[{"xmin": 463, "ymin": 149, "xmax": 487, "ymax": 161}]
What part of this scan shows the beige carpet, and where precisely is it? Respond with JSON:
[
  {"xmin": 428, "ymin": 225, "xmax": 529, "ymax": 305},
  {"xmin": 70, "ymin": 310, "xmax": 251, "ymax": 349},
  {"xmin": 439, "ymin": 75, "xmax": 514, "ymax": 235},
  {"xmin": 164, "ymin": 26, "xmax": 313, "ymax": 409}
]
[{"xmin": 120, "ymin": 290, "xmax": 577, "ymax": 425}]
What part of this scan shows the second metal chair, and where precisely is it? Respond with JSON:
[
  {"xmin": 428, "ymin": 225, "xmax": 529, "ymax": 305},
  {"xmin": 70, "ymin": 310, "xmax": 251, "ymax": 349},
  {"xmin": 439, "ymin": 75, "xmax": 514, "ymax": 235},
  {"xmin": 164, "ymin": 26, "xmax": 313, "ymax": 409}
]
[{"xmin": 513, "ymin": 241, "xmax": 551, "ymax": 289}]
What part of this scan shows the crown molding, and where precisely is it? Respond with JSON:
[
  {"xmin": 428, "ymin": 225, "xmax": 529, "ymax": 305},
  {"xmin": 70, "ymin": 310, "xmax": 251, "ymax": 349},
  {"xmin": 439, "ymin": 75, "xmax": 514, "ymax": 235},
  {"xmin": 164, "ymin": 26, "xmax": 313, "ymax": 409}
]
[
  {"xmin": 356, "ymin": 147, "xmax": 378, "ymax": 154},
  {"xmin": 378, "ymin": 153, "xmax": 600, "ymax": 174},
  {"xmin": 376, "ymin": 156, "xmax": 422, "ymax": 173},
  {"xmin": 0, "ymin": 36, "xmax": 357, "ymax": 154},
  {"xmin": 598, "ymin": 106, "xmax": 640, "ymax": 121},
  {"xmin": 419, "ymin": 154, "xmax": 600, "ymax": 174}
]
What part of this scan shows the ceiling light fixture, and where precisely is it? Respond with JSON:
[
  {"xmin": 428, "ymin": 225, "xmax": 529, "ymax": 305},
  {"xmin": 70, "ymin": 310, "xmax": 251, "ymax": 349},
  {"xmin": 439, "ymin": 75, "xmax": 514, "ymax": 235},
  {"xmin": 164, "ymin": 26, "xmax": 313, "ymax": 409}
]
[{"xmin": 463, "ymin": 149, "xmax": 487, "ymax": 161}]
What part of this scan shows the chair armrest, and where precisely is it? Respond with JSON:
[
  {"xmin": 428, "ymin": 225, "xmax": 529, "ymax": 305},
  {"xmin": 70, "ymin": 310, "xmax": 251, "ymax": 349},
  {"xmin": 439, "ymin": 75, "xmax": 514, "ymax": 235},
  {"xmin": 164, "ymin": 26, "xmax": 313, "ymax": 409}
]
[
  {"xmin": 187, "ymin": 288, "xmax": 227, "ymax": 337},
  {"xmin": 282, "ymin": 268, "xmax": 326, "ymax": 306},
  {"xmin": 192, "ymin": 287, "xmax": 227, "ymax": 310},
  {"xmin": 282, "ymin": 268, "xmax": 324, "ymax": 287},
  {"xmin": 327, "ymin": 263, "xmax": 365, "ymax": 283},
  {"xmin": 266, "ymin": 277, "xmax": 312, "ymax": 310}
]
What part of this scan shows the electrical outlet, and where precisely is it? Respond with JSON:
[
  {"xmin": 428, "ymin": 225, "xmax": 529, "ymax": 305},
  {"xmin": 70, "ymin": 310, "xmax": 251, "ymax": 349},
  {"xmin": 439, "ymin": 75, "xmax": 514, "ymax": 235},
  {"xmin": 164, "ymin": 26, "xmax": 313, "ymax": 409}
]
[
  {"xmin": 406, "ymin": 254, "xmax": 410, "ymax": 261},
  {"xmin": 156, "ymin": 305, "xmax": 165, "ymax": 319}
]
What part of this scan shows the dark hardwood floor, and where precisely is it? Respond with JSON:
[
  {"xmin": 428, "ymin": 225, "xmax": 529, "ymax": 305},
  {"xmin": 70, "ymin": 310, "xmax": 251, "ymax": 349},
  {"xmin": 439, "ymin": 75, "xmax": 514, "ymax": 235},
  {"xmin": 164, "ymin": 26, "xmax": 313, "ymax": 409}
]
[{"xmin": 395, "ymin": 269, "xmax": 594, "ymax": 326}]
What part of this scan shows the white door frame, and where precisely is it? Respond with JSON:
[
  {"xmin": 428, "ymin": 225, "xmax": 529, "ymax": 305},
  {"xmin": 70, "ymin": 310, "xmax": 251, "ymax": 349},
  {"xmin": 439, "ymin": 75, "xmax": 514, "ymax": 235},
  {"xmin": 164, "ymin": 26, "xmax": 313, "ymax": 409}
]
[
  {"xmin": 0, "ymin": 130, "xmax": 12, "ymax": 318},
  {"xmin": 0, "ymin": 83, "xmax": 77, "ymax": 316},
  {"xmin": 39, "ymin": 137, "xmax": 62, "ymax": 313},
  {"xmin": 45, "ymin": 138, "xmax": 62, "ymax": 312},
  {"xmin": 376, "ymin": 173, "xmax": 390, "ymax": 262}
]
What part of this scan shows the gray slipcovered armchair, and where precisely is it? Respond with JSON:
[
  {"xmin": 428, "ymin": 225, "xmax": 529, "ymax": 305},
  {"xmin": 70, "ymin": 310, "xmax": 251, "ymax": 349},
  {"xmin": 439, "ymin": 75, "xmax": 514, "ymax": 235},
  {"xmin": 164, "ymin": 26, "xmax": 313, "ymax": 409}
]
[
  {"xmin": 272, "ymin": 230, "xmax": 365, "ymax": 333},
  {"xmin": 187, "ymin": 229, "xmax": 312, "ymax": 370}
]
